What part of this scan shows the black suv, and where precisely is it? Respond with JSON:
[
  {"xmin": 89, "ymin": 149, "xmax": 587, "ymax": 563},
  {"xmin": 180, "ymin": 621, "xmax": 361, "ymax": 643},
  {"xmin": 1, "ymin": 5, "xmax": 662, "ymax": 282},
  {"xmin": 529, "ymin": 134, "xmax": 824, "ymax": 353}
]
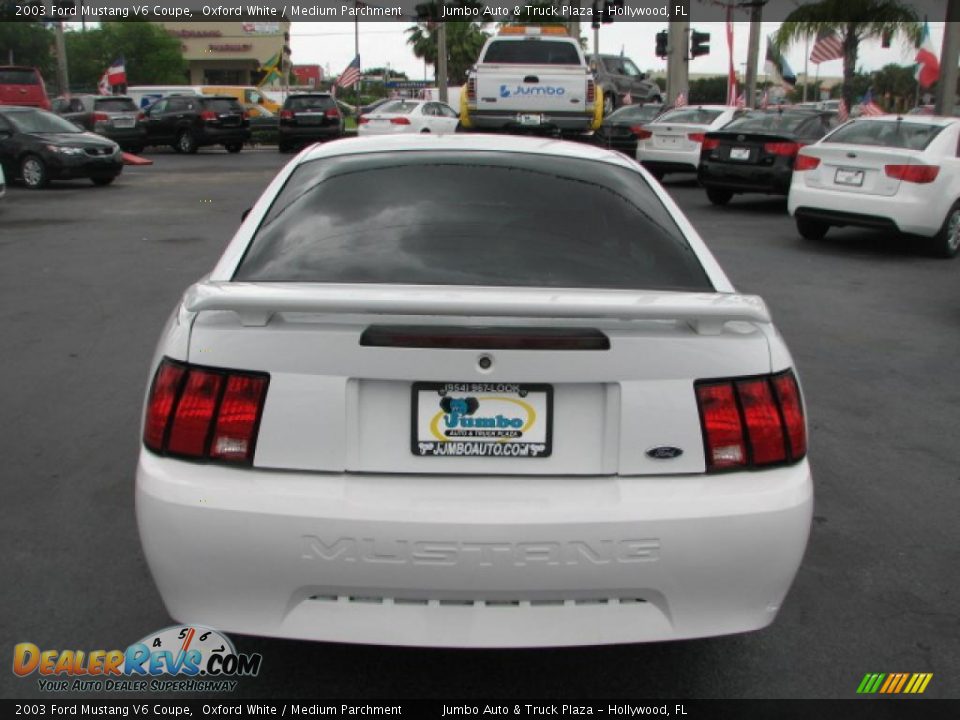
[
  {"xmin": 278, "ymin": 93, "xmax": 343, "ymax": 153},
  {"xmin": 141, "ymin": 95, "xmax": 250, "ymax": 153}
]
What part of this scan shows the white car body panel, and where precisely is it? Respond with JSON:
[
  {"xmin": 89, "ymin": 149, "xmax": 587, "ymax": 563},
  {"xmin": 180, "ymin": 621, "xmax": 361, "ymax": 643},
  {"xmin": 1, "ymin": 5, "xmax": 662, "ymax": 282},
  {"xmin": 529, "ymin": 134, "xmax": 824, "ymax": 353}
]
[
  {"xmin": 788, "ymin": 116, "xmax": 960, "ymax": 236},
  {"xmin": 636, "ymin": 106, "xmax": 742, "ymax": 173},
  {"xmin": 138, "ymin": 134, "xmax": 812, "ymax": 647},
  {"xmin": 357, "ymin": 101, "xmax": 459, "ymax": 136}
]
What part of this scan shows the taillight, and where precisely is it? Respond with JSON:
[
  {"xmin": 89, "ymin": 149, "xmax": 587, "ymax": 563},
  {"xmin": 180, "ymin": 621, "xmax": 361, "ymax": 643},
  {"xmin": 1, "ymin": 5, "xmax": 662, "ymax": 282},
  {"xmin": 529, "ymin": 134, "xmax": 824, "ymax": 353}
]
[
  {"xmin": 241, "ymin": 110, "xmax": 249, "ymax": 120},
  {"xmin": 688, "ymin": 132, "xmax": 705, "ymax": 143},
  {"xmin": 701, "ymin": 137, "xmax": 721, "ymax": 151},
  {"xmin": 92, "ymin": 112, "xmax": 109, "ymax": 123},
  {"xmin": 794, "ymin": 154, "xmax": 821, "ymax": 171},
  {"xmin": 143, "ymin": 359, "xmax": 269, "ymax": 464},
  {"xmin": 358, "ymin": 115, "xmax": 370, "ymax": 124},
  {"xmin": 587, "ymin": 79, "xmax": 596, "ymax": 104},
  {"xmin": 884, "ymin": 164, "xmax": 940, "ymax": 183},
  {"xmin": 631, "ymin": 127, "xmax": 652, "ymax": 139},
  {"xmin": 325, "ymin": 108, "xmax": 339, "ymax": 118},
  {"xmin": 695, "ymin": 370, "xmax": 806, "ymax": 472},
  {"xmin": 763, "ymin": 141, "xmax": 800, "ymax": 157},
  {"xmin": 136, "ymin": 112, "xmax": 145, "ymax": 121},
  {"xmin": 467, "ymin": 77, "xmax": 476, "ymax": 102},
  {"xmin": 200, "ymin": 110, "xmax": 217, "ymax": 121},
  {"xmin": 280, "ymin": 109, "xmax": 294, "ymax": 120},
  {"xmin": 390, "ymin": 117, "xmax": 411, "ymax": 125}
]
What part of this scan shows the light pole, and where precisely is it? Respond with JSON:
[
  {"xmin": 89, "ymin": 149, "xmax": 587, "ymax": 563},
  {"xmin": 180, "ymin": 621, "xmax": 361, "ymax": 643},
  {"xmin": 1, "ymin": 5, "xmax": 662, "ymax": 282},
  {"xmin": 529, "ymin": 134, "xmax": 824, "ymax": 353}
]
[{"xmin": 935, "ymin": 0, "xmax": 960, "ymax": 115}]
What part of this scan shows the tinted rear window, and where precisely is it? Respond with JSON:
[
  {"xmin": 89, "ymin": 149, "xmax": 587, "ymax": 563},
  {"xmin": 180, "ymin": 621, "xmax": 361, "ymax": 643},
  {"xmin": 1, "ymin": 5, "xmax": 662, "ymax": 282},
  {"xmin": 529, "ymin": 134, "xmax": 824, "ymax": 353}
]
[
  {"xmin": 608, "ymin": 105, "xmax": 662, "ymax": 123},
  {"xmin": 234, "ymin": 151, "xmax": 711, "ymax": 291},
  {"xmin": 482, "ymin": 39, "xmax": 581, "ymax": 65},
  {"xmin": 203, "ymin": 98, "xmax": 242, "ymax": 113},
  {"xmin": 656, "ymin": 108, "xmax": 724, "ymax": 125},
  {"xmin": 722, "ymin": 112, "xmax": 813, "ymax": 133},
  {"xmin": 377, "ymin": 101, "xmax": 418, "ymax": 114},
  {"xmin": 287, "ymin": 95, "xmax": 335, "ymax": 110},
  {"xmin": 0, "ymin": 69, "xmax": 39, "ymax": 85},
  {"xmin": 824, "ymin": 120, "xmax": 944, "ymax": 150},
  {"xmin": 95, "ymin": 98, "xmax": 137, "ymax": 112}
]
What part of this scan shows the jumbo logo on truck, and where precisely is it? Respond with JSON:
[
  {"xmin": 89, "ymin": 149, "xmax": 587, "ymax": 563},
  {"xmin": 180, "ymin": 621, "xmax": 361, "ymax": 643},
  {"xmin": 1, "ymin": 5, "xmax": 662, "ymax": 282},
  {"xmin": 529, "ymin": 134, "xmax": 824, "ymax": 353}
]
[{"xmin": 499, "ymin": 85, "xmax": 566, "ymax": 98}]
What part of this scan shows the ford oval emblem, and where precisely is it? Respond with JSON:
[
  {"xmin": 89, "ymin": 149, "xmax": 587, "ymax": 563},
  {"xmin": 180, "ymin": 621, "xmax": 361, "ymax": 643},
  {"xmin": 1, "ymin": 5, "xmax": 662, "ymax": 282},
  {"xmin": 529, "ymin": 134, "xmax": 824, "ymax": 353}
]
[{"xmin": 646, "ymin": 446, "xmax": 683, "ymax": 460}]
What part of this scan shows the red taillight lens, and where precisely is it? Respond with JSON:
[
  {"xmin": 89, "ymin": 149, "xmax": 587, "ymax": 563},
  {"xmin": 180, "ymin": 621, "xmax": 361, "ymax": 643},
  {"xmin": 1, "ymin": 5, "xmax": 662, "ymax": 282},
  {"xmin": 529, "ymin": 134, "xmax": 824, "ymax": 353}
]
[
  {"xmin": 764, "ymin": 141, "xmax": 800, "ymax": 157},
  {"xmin": 143, "ymin": 359, "xmax": 269, "ymax": 464},
  {"xmin": 695, "ymin": 370, "xmax": 806, "ymax": 472},
  {"xmin": 241, "ymin": 110, "xmax": 249, "ymax": 120},
  {"xmin": 688, "ymin": 132, "xmax": 705, "ymax": 143},
  {"xmin": 467, "ymin": 77, "xmax": 476, "ymax": 102},
  {"xmin": 280, "ymin": 109, "xmax": 294, "ymax": 120},
  {"xmin": 701, "ymin": 137, "xmax": 721, "ymax": 151},
  {"xmin": 200, "ymin": 110, "xmax": 217, "ymax": 121},
  {"xmin": 794, "ymin": 154, "xmax": 821, "ymax": 171},
  {"xmin": 325, "ymin": 108, "xmax": 339, "ymax": 118},
  {"xmin": 884, "ymin": 164, "xmax": 940, "ymax": 183},
  {"xmin": 358, "ymin": 115, "xmax": 370, "ymax": 124},
  {"xmin": 136, "ymin": 112, "xmax": 145, "ymax": 121},
  {"xmin": 143, "ymin": 362, "xmax": 186, "ymax": 452},
  {"xmin": 587, "ymin": 79, "xmax": 596, "ymax": 104},
  {"xmin": 390, "ymin": 117, "xmax": 411, "ymax": 125},
  {"xmin": 92, "ymin": 112, "xmax": 109, "ymax": 123},
  {"xmin": 631, "ymin": 127, "xmax": 652, "ymax": 139}
]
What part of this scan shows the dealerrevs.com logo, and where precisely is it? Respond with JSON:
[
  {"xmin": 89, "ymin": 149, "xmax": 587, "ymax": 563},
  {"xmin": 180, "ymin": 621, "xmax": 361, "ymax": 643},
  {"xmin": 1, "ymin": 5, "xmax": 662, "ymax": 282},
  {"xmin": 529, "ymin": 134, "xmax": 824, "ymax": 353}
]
[{"xmin": 13, "ymin": 625, "xmax": 262, "ymax": 693}]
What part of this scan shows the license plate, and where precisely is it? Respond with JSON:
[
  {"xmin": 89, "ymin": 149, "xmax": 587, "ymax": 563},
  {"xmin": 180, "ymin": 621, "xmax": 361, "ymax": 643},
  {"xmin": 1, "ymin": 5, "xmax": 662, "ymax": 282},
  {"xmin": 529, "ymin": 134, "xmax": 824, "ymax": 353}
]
[
  {"xmin": 656, "ymin": 135, "xmax": 679, "ymax": 146},
  {"xmin": 299, "ymin": 115, "xmax": 322, "ymax": 125},
  {"xmin": 412, "ymin": 382, "xmax": 552, "ymax": 458},
  {"xmin": 835, "ymin": 168, "xmax": 864, "ymax": 186},
  {"xmin": 113, "ymin": 118, "xmax": 134, "ymax": 128},
  {"xmin": 730, "ymin": 147, "xmax": 750, "ymax": 160},
  {"xmin": 518, "ymin": 113, "xmax": 542, "ymax": 126}
]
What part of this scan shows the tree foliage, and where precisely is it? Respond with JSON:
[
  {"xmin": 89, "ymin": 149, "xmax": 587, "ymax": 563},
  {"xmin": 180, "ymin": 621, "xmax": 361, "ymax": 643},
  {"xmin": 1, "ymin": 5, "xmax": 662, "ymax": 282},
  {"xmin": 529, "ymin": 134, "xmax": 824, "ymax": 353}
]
[
  {"xmin": 0, "ymin": 21, "xmax": 55, "ymax": 77},
  {"xmin": 406, "ymin": 19, "xmax": 490, "ymax": 85}
]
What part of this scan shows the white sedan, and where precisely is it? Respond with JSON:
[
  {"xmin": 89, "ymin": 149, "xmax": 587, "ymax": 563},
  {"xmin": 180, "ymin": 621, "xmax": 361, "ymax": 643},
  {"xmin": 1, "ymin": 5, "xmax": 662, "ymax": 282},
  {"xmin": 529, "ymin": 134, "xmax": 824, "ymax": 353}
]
[
  {"xmin": 788, "ymin": 115, "xmax": 960, "ymax": 258},
  {"xmin": 635, "ymin": 105, "xmax": 744, "ymax": 179},
  {"xmin": 357, "ymin": 99, "xmax": 460, "ymax": 136},
  {"xmin": 137, "ymin": 134, "xmax": 812, "ymax": 648}
]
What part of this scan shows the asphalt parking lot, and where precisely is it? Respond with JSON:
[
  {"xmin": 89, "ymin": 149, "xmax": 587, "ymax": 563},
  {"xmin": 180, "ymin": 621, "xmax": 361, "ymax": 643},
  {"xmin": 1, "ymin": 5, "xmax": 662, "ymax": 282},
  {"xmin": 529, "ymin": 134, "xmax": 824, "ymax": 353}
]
[{"xmin": 2, "ymin": 145, "xmax": 958, "ymax": 700}]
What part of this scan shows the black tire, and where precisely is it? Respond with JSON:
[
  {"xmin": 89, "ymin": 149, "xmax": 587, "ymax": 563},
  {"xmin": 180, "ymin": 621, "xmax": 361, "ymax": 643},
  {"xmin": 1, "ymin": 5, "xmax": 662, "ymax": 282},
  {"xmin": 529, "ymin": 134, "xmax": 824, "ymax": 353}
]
[
  {"xmin": 796, "ymin": 217, "xmax": 829, "ymax": 241},
  {"xmin": 420, "ymin": 128, "xmax": 431, "ymax": 133},
  {"xmin": 706, "ymin": 188, "xmax": 734, "ymax": 206},
  {"xmin": 930, "ymin": 201, "xmax": 960, "ymax": 258},
  {"xmin": 224, "ymin": 142, "xmax": 243, "ymax": 154},
  {"xmin": 90, "ymin": 175, "xmax": 116, "ymax": 186},
  {"xmin": 20, "ymin": 154, "xmax": 48, "ymax": 189},
  {"xmin": 176, "ymin": 130, "xmax": 198, "ymax": 154}
]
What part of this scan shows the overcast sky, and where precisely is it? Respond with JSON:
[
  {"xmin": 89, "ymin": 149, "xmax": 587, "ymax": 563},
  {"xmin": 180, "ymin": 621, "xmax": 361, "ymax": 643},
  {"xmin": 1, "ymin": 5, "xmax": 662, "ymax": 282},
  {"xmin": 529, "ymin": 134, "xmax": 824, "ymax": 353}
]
[{"xmin": 291, "ymin": 21, "xmax": 946, "ymax": 82}]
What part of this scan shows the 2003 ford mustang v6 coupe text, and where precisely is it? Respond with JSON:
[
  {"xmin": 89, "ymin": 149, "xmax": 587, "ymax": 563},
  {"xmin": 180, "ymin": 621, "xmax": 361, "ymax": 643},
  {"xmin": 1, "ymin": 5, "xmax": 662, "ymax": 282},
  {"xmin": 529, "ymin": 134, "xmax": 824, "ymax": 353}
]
[{"xmin": 136, "ymin": 134, "xmax": 813, "ymax": 647}]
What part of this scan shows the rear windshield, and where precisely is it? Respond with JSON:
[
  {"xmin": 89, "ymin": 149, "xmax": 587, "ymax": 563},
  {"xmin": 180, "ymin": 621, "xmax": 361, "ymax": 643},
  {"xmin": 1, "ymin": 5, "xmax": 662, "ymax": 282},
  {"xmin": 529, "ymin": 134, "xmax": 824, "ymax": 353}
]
[
  {"xmin": 234, "ymin": 151, "xmax": 712, "ymax": 292},
  {"xmin": 5, "ymin": 109, "xmax": 80, "ymax": 133},
  {"xmin": 377, "ymin": 101, "xmax": 418, "ymax": 114},
  {"xmin": 203, "ymin": 98, "xmax": 242, "ymax": 113},
  {"xmin": 482, "ymin": 39, "xmax": 581, "ymax": 65},
  {"xmin": 95, "ymin": 98, "xmax": 137, "ymax": 112},
  {"xmin": 286, "ymin": 95, "xmax": 335, "ymax": 111},
  {"xmin": 656, "ymin": 108, "xmax": 724, "ymax": 125},
  {"xmin": 608, "ymin": 105, "xmax": 662, "ymax": 123},
  {"xmin": 722, "ymin": 112, "xmax": 812, "ymax": 133},
  {"xmin": 0, "ymin": 69, "xmax": 39, "ymax": 85},
  {"xmin": 824, "ymin": 120, "xmax": 944, "ymax": 150}
]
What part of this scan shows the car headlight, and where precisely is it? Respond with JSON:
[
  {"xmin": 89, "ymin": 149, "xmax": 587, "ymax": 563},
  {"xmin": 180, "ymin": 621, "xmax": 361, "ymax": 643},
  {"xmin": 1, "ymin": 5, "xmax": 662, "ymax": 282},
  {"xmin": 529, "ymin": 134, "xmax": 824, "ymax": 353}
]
[{"xmin": 46, "ymin": 145, "xmax": 85, "ymax": 155}]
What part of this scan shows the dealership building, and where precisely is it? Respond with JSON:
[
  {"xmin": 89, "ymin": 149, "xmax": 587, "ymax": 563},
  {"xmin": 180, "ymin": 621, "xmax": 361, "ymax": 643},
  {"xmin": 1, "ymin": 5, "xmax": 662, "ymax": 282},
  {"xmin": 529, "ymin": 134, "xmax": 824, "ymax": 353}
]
[{"xmin": 152, "ymin": 21, "xmax": 291, "ymax": 86}]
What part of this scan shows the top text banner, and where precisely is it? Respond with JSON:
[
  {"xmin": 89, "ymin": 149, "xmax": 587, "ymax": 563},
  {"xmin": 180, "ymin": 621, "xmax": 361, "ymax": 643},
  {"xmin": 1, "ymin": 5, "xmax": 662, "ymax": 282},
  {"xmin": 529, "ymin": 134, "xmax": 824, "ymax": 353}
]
[{"xmin": 3, "ymin": 0, "xmax": 950, "ymax": 23}]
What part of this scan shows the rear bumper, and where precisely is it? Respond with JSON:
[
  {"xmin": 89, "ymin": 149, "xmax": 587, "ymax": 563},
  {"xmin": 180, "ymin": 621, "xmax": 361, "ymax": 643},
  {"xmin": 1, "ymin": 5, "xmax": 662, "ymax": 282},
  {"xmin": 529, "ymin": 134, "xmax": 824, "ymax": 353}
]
[
  {"xmin": 699, "ymin": 161, "xmax": 793, "ymax": 195},
  {"xmin": 788, "ymin": 183, "xmax": 941, "ymax": 236},
  {"xmin": 466, "ymin": 110, "xmax": 594, "ymax": 133},
  {"xmin": 137, "ymin": 451, "xmax": 813, "ymax": 647},
  {"xmin": 198, "ymin": 127, "xmax": 251, "ymax": 146},
  {"xmin": 96, "ymin": 126, "xmax": 147, "ymax": 148},
  {"xmin": 278, "ymin": 125, "xmax": 343, "ymax": 141}
]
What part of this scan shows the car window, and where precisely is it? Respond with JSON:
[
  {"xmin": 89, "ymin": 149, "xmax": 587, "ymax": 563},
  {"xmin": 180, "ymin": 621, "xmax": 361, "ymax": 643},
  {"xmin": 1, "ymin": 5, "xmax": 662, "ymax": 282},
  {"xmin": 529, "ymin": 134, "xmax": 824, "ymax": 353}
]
[
  {"xmin": 166, "ymin": 98, "xmax": 186, "ymax": 112},
  {"xmin": 148, "ymin": 99, "xmax": 168, "ymax": 114},
  {"xmin": 656, "ymin": 108, "xmax": 724, "ymax": 125},
  {"xmin": 378, "ymin": 101, "xmax": 418, "ymax": 115},
  {"xmin": 825, "ymin": 120, "xmax": 945, "ymax": 150},
  {"xmin": 608, "ymin": 105, "xmax": 662, "ymax": 123},
  {"xmin": 287, "ymin": 96, "xmax": 334, "ymax": 111},
  {"xmin": 721, "ymin": 112, "xmax": 814, "ymax": 133},
  {"xmin": 423, "ymin": 103, "xmax": 439, "ymax": 116},
  {"xmin": 482, "ymin": 39, "xmax": 581, "ymax": 65},
  {"xmin": 235, "ymin": 151, "xmax": 712, "ymax": 292},
  {"xmin": 67, "ymin": 98, "xmax": 85, "ymax": 113},
  {"xmin": 95, "ymin": 98, "xmax": 137, "ymax": 112},
  {"xmin": 438, "ymin": 103, "xmax": 458, "ymax": 118},
  {"xmin": 0, "ymin": 115, "xmax": 13, "ymax": 132},
  {"xmin": 5, "ymin": 109, "xmax": 82, "ymax": 133},
  {"xmin": 0, "ymin": 69, "xmax": 39, "ymax": 84},
  {"xmin": 204, "ymin": 98, "xmax": 241, "ymax": 113}
]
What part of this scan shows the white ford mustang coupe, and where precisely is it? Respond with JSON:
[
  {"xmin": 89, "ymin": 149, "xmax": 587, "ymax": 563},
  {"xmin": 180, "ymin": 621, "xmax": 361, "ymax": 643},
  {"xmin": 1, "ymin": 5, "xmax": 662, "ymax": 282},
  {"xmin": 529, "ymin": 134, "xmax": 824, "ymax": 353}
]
[{"xmin": 136, "ymin": 134, "xmax": 813, "ymax": 647}]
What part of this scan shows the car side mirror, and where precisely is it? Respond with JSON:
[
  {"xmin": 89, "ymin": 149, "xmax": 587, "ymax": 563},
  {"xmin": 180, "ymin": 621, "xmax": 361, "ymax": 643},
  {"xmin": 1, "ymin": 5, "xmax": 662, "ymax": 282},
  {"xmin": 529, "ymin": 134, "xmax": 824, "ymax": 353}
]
[{"xmin": 241, "ymin": 207, "xmax": 251, "ymax": 222}]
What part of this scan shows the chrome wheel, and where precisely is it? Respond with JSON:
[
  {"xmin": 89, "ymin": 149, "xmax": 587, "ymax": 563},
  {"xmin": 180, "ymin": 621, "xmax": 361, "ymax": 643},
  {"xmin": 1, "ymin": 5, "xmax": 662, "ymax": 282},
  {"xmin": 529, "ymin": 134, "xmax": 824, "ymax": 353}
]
[
  {"xmin": 21, "ymin": 157, "xmax": 46, "ymax": 189},
  {"xmin": 947, "ymin": 209, "xmax": 960, "ymax": 254}
]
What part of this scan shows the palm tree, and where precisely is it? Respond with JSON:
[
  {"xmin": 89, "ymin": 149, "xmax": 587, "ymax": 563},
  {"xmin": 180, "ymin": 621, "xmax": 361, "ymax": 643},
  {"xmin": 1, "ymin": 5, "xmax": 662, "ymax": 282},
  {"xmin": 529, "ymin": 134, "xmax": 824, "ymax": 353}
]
[
  {"xmin": 773, "ymin": 0, "xmax": 921, "ymax": 110},
  {"xmin": 407, "ymin": 7, "xmax": 490, "ymax": 86}
]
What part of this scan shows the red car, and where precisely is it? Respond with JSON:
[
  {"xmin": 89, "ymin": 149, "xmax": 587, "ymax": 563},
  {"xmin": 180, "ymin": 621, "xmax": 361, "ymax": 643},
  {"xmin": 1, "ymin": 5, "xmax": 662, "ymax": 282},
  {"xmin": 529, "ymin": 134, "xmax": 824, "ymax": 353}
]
[{"xmin": 0, "ymin": 66, "xmax": 51, "ymax": 110}]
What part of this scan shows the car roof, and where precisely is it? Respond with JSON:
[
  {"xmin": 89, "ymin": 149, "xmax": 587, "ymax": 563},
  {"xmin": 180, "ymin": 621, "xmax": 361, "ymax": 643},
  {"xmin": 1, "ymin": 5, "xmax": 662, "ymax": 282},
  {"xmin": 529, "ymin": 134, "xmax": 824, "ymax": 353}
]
[
  {"xmin": 0, "ymin": 104, "xmax": 43, "ymax": 112},
  {"xmin": 300, "ymin": 133, "xmax": 636, "ymax": 168}
]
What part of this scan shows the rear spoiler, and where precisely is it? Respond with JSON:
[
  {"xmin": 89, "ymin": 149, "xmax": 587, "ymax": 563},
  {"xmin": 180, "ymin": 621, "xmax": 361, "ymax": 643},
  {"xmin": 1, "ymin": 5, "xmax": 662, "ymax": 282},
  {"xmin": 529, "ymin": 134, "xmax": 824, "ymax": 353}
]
[{"xmin": 183, "ymin": 282, "xmax": 771, "ymax": 336}]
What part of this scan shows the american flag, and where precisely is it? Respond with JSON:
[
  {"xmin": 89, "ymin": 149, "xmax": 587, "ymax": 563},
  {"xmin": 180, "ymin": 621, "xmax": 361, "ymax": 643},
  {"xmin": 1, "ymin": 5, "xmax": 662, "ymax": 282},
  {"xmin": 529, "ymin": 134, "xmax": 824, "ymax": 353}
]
[
  {"xmin": 860, "ymin": 89, "xmax": 886, "ymax": 116},
  {"xmin": 837, "ymin": 97, "xmax": 848, "ymax": 122},
  {"xmin": 810, "ymin": 30, "xmax": 844, "ymax": 65},
  {"xmin": 674, "ymin": 91, "xmax": 687, "ymax": 107},
  {"xmin": 336, "ymin": 55, "xmax": 361, "ymax": 89}
]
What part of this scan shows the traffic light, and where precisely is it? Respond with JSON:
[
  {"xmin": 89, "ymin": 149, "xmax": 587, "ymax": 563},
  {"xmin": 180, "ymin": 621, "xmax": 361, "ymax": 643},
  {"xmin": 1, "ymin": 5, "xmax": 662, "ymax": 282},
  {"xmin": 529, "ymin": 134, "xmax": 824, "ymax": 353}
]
[
  {"xmin": 655, "ymin": 30, "xmax": 668, "ymax": 58},
  {"xmin": 591, "ymin": 0, "xmax": 601, "ymax": 29},
  {"xmin": 690, "ymin": 30, "xmax": 710, "ymax": 58}
]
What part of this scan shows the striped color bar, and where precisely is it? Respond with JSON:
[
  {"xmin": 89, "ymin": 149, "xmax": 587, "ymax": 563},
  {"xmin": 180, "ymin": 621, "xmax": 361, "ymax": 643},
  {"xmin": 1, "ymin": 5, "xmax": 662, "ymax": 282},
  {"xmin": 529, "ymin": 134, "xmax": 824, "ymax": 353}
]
[{"xmin": 857, "ymin": 673, "xmax": 933, "ymax": 694}]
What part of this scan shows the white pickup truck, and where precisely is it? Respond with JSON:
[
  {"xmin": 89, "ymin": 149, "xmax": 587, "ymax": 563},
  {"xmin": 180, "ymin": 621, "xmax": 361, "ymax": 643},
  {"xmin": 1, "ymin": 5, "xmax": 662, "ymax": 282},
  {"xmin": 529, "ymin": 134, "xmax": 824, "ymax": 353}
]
[{"xmin": 461, "ymin": 27, "xmax": 602, "ymax": 135}]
